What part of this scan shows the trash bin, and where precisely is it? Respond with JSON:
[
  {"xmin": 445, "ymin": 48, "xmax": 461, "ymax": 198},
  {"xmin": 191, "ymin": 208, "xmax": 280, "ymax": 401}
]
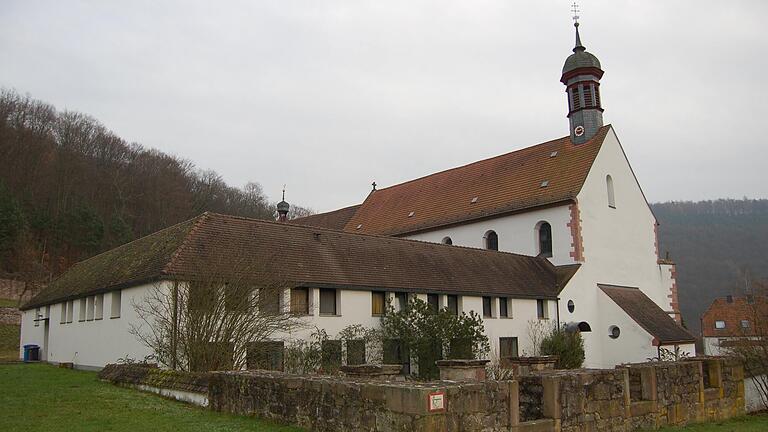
[{"xmin": 23, "ymin": 344, "xmax": 40, "ymax": 362}]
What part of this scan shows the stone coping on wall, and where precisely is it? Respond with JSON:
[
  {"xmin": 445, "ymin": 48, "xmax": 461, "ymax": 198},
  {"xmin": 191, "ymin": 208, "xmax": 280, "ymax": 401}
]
[{"xmin": 98, "ymin": 363, "xmax": 209, "ymax": 394}]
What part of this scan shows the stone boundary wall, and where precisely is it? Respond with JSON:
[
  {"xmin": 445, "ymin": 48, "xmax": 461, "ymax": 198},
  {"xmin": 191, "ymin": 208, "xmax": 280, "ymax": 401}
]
[
  {"xmin": 100, "ymin": 357, "xmax": 745, "ymax": 432},
  {"xmin": 209, "ymin": 370, "xmax": 517, "ymax": 431}
]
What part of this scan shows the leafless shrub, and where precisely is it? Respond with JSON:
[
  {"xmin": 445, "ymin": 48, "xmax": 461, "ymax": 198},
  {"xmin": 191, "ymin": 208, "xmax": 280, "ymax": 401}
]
[{"xmin": 130, "ymin": 252, "xmax": 304, "ymax": 372}]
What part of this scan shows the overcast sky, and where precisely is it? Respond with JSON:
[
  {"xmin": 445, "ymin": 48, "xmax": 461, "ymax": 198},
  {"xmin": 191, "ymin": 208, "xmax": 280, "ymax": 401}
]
[{"xmin": 2, "ymin": 1, "xmax": 766, "ymax": 212}]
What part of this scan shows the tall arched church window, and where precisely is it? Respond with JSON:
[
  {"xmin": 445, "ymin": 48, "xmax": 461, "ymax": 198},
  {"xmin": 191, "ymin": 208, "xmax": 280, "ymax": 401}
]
[
  {"xmin": 538, "ymin": 222, "xmax": 553, "ymax": 257},
  {"xmin": 606, "ymin": 175, "xmax": 616, "ymax": 208},
  {"xmin": 484, "ymin": 230, "xmax": 499, "ymax": 251}
]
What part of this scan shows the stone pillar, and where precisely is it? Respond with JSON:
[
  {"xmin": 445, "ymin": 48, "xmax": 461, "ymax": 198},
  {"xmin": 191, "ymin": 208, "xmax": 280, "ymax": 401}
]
[
  {"xmin": 436, "ymin": 359, "xmax": 490, "ymax": 381},
  {"xmin": 542, "ymin": 375, "xmax": 561, "ymax": 431}
]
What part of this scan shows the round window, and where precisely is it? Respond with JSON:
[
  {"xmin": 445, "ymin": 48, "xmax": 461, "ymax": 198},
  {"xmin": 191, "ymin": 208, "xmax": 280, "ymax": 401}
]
[
  {"xmin": 609, "ymin": 326, "xmax": 621, "ymax": 339},
  {"xmin": 567, "ymin": 300, "xmax": 575, "ymax": 313}
]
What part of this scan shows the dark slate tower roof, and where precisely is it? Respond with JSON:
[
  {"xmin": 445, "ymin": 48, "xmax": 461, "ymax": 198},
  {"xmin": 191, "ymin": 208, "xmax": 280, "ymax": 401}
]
[{"xmin": 562, "ymin": 23, "xmax": 602, "ymax": 74}]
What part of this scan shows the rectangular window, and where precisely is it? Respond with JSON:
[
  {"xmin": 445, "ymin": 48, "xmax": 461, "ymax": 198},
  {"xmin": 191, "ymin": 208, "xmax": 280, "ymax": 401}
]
[
  {"xmin": 715, "ymin": 320, "xmax": 726, "ymax": 329},
  {"xmin": 319, "ymin": 288, "xmax": 337, "ymax": 315},
  {"xmin": 449, "ymin": 338, "xmax": 472, "ymax": 360},
  {"xmin": 346, "ymin": 339, "xmax": 366, "ymax": 365},
  {"xmin": 34, "ymin": 308, "xmax": 40, "ymax": 327},
  {"xmin": 67, "ymin": 300, "xmax": 74, "ymax": 323},
  {"xmin": 371, "ymin": 291, "xmax": 386, "ymax": 316},
  {"xmin": 95, "ymin": 294, "xmax": 104, "ymax": 320},
  {"xmin": 499, "ymin": 298, "xmax": 509, "ymax": 318},
  {"xmin": 537, "ymin": 299, "xmax": 548, "ymax": 319},
  {"xmin": 290, "ymin": 287, "xmax": 309, "ymax": 315},
  {"xmin": 225, "ymin": 284, "xmax": 251, "ymax": 312},
  {"xmin": 111, "ymin": 290, "xmax": 122, "ymax": 319},
  {"xmin": 482, "ymin": 296, "xmax": 492, "ymax": 318},
  {"xmin": 78, "ymin": 298, "xmax": 87, "ymax": 321},
  {"xmin": 447, "ymin": 295, "xmax": 459, "ymax": 316},
  {"xmin": 188, "ymin": 282, "xmax": 215, "ymax": 313},
  {"xmin": 60, "ymin": 303, "xmax": 66, "ymax": 324},
  {"xmin": 383, "ymin": 339, "xmax": 410, "ymax": 375},
  {"xmin": 396, "ymin": 292, "xmax": 408, "ymax": 311},
  {"xmin": 499, "ymin": 337, "xmax": 519, "ymax": 358},
  {"xmin": 321, "ymin": 340, "xmax": 342, "ymax": 372},
  {"xmin": 427, "ymin": 294, "xmax": 440, "ymax": 313},
  {"xmin": 259, "ymin": 288, "xmax": 282, "ymax": 315},
  {"xmin": 246, "ymin": 341, "xmax": 285, "ymax": 371},
  {"xmin": 86, "ymin": 296, "xmax": 95, "ymax": 321}
]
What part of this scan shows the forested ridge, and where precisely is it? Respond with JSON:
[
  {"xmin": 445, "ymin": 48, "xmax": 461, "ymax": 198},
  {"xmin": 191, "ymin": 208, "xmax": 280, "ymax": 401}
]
[
  {"xmin": 0, "ymin": 89, "xmax": 309, "ymax": 284},
  {"xmin": 652, "ymin": 199, "xmax": 768, "ymax": 334},
  {"xmin": 1, "ymin": 90, "xmax": 765, "ymax": 335}
]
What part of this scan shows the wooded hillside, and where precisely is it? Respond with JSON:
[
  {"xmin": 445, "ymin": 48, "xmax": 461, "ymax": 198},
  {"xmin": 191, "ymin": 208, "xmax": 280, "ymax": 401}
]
[
  {"xmin": 0, "ymin": 89, "xmax": 308, "ymax": 284},
  {"xmin": 652, "ymin": 199, "xmax": 768, "ymax": 334}
]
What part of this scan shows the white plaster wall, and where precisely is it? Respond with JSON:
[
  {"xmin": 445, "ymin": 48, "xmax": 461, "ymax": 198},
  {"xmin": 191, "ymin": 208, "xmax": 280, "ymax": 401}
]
[
  {"xmin": 20, "ymin": 283, "xmax": 157, "ymax": 368},
  {"xmin": 277, "ymin": 288, "xmax": 556, "ymax": 360},
  {"xmin": 22, "ymin": 284, "xmax": 556, "ymax": 369},
  {"xmin": 406, "ymin": 205, "xmax": 574, "ymax": 266},
  {"xmin": 746, "ymin": 375, "xmax": 767, "ymax": 412},
  {"xmin": 402, "ymin": 127, "xmax": 692, "ymax": 368},
  {"xmin": 576, "ymin": 127, "xmax": 673, "ymax": 311}
]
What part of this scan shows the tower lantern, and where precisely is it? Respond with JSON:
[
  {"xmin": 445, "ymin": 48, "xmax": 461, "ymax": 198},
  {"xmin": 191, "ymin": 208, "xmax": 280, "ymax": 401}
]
[{"xmin": 561, "ymin": 5, "xmax": 604, "ymax": 144}]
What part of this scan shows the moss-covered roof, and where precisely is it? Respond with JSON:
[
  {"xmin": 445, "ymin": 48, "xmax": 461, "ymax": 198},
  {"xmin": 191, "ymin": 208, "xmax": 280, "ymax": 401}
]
[
  {"xmin": 22, "ymin": 217, "xmax": 200, "ymax": 310},
  {"xmin": 23, "ymin": 212, "xmax": 563, "ymax": 310}
]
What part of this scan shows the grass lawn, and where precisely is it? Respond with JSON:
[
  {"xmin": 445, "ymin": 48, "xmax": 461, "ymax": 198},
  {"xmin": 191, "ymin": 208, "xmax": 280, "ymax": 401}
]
[
  {"xmin": 0, "ymin": 323, "xmax": 20, "ymax": 361},
  {"xmin": 653, "ymin": 413, "xmax": 768, "ymax": 432},
  {"xmin": 0, "ymin": 363, "xmax": 304, "ymax": 432}
]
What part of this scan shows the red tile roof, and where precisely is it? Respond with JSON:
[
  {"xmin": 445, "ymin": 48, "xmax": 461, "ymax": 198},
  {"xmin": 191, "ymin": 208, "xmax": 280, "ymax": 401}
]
[
  {"xmin": 24, "ymin": 212, "xmax": 566, "ymax": 310},
  {"xmin": 701, "ymin": 296, "xmax": 767, "ymax": 338},
  {"xmin": 599, "ymin": 284, "xmax": 695, "ymax": 345},
  {"xmin": 292, "ymin": 204, "xmax": 360, "ymax": 230},
  {"xmin": 341, "ymin": 126, "xmax": 611, "ymax": 236}
]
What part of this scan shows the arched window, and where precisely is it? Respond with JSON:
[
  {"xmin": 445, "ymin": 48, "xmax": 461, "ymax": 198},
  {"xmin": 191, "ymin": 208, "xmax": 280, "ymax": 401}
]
[
  {"xmin": 537, "ymin": 222, "xmax": 552, "ymax": 257},
  {"xmin": 484, "ymin": 230, "xmax": 498, "ymax": 251},
  {"xmin": 606, "ymin": 175, "xmax": 616, "ymax": 208},
  {"xmin": 441, "ymin": 236, "xmax": 453, "ymax": 245}
]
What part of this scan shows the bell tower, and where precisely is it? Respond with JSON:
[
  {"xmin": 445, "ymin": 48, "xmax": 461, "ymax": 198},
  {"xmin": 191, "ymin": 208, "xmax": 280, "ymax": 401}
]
[{"xmin": 561, "ymin": 4, "xmax": 604, "ymax": 144}]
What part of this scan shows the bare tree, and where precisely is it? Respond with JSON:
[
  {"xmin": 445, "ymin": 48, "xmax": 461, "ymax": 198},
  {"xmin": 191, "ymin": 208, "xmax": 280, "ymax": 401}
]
[
  {"xmin": 130, "ymin": 251, "xmax": 305, "ymax": 371},
  {"xmin": 720, "ymin": 281, "xmax": 768, "ymax": 410}
]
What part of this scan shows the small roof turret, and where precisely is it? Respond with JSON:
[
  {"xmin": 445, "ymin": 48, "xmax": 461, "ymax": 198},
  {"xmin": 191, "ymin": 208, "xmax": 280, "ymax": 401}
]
[{"xmin": 277, "ymin": 187, "xmax": 290, "ymax": 222}]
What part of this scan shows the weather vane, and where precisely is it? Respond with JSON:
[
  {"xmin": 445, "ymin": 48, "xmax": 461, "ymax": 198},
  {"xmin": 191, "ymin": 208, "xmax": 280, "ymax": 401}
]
[
  {"xmin": 571, "ymin": 1, "xmax": 580, "ymax": 25},
  {"xmin": 282, "ymin": 184, "xmax": 286, "ymax": 201}
]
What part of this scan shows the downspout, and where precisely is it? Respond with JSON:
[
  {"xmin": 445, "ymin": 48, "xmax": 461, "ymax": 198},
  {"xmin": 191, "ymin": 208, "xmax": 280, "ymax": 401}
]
[
  {"xmin": 556, "ymin": 297, "xmax": 561, "ymax": 329},
  {"xmin": 171, "ymin": 281, "xmax": 179, "ymax": 370}
]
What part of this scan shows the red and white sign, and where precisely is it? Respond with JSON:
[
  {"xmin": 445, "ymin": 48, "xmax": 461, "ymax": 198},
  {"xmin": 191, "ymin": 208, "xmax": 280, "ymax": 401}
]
[{"xmin": 428, "ymin": 391, "xmax": 446, "ymax": 412}]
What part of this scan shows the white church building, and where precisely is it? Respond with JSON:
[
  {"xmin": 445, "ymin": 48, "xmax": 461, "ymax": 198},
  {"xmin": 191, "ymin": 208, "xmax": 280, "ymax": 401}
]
[{"xmin": 19, "ymin": 21, "xmax": 694, "ymax": 370}]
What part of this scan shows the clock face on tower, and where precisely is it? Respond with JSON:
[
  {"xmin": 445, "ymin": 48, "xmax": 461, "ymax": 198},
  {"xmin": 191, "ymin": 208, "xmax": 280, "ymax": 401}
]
[{"xmin": 574, "ymin": 125, "xmax": 585, "ymax": 137}]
